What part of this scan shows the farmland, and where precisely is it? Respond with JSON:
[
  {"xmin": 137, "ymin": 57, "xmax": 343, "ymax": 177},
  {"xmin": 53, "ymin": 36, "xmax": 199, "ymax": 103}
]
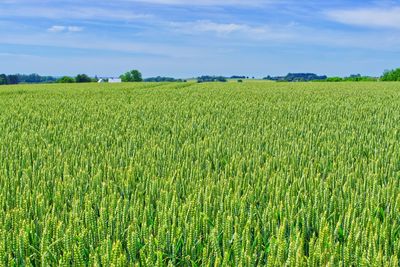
[{"xmin": 0, "ymin": 81, "xmax": 399, "ymax": 266}]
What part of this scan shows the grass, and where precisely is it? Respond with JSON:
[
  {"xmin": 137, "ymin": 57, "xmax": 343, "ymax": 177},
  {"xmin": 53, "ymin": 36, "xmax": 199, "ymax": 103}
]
[{"xmin": 0, "ymin": 81, "xmax": 399, "ymax": 266}]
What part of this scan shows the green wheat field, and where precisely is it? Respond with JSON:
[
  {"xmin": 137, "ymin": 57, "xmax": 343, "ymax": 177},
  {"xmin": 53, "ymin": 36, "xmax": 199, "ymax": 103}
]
[{"xmin": 0, "ymin": 81, "xmax": 399, "ymax": 266}]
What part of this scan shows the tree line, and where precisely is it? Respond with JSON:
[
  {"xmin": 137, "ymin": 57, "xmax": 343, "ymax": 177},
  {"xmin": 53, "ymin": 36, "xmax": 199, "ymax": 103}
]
[
  {"xmin": 263, "ymin": 69, "xmax": 400, "ymax": 82},
  {"xmin": 0, "ymin": 73, "xmax": 56, "ymax": 85},
  {"xmin": 2, "ymin": 68, "xmax": 400, "ymax": 85}
]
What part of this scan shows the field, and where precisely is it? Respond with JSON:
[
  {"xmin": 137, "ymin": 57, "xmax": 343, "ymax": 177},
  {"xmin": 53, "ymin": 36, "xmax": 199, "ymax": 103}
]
[{"xmin": 0, "ymin": 81, "xmax": 399, "ymax": 266}]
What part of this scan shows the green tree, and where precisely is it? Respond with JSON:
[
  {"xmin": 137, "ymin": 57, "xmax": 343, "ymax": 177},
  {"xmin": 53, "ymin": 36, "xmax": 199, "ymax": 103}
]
[
  {"xmin": 6, "ymin": 75, "xmax": 19, "ymax": 84},
  {"xmin": 120, "ymin": 70, "xmax": 143, "ymax": 82},
  {"xmin": 75, "ymin": 74, "xmax": 92, "ymax": 83},
  {"xmin": 57, "ymin": 76, "xmax": 75, "ymax": 83},
  {"xmin": 326, "ymin": 77, "xmax": 343, "ymax": 82},
  {"xmin": 381, "ymin": 68, "xmax": 400, "ymax": 81},
  {"xmin": 0, "ymin": 74, "xmax": 7, "ymax": 85}
]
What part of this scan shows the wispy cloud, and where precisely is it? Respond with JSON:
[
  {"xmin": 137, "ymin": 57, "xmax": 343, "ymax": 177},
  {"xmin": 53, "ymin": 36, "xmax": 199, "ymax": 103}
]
[
  {"xmin": 0, "ymin": 6, "xmax": 152, "ymax": 21},
  {"xmin": 326, "ymin": 6, "xmax": 400, "ymax": 29},
  {"xmin": 0, "ymin": 32, "xmax": 206, "ymax": 58},
  {"xmin": 48, "ymin": 25, "xmax": 83, "ymax": 33},
  {"xmin": 169, "ymin": 20, "xmax": 294, "ymax": 39}
]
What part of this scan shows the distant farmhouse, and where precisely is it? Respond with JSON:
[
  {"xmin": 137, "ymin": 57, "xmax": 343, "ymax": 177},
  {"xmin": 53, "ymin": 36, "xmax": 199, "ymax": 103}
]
[
  {"xmin": 109, "ymin": 78, "xmax": 122, "ymax": 83},
  {"xmin": 98, "ymin": 77, "xmax": 122, "ymax": 83}
]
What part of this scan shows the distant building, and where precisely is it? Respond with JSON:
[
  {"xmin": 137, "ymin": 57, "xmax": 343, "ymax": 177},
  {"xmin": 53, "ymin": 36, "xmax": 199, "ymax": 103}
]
[{"xmin": 109, "ymin": 78, "xmax": 122, "ymax": 83}]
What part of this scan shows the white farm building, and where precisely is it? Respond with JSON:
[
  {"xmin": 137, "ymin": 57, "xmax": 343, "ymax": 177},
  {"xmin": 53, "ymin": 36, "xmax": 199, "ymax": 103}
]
[
  {"xmin": 98, "ymin": 77, "xmax": 122, "ymax": 83},
  {"xmin": 109, "ymin": 78, "xmax": 122, "ymax": 83}
]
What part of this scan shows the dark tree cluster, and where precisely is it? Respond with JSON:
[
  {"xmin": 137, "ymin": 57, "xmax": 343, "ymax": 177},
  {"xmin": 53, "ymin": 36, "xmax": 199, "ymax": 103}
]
[
  {"xmin": 0, "ymin": 73, "xmax": 57, "ymax": 85},
  {"xmin": 264, "ymin": 73, "xmax": 327, "ymax": 82},
  {"xmin": 57, "ymin": 76, "xmax": 76, "ymax": 83},
  {"xmin": 197, "ymin": 76, "xmax": 227, "ymax": 83},
  {"xmin": 57, "ymin": 74, "xmax": 98, "ymax": 83},
  {"xmin": 144, "ymin": 76, "xmax": 185, "ymax": 82},
  {"xmin": 120, "ymin": 70, "xmax": 143, "ymax": 82}
]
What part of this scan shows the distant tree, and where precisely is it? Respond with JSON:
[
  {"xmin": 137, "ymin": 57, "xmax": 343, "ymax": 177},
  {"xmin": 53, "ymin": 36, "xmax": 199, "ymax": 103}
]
[
  {"xmin": 144, "ymin": 76, "xmax": 182, "ymax": 82},
  {"xmin": 326, "ymin": 77, "xmax": 343, "ymax": 82},
  {"xmin": 0, "ymin": 73, "xmax": 57, "ymax": 84},
  {"xmin": 57, "ymin": 76, "xmax": 75, "ymax": 83},
  {"xmin": 75, "ymin": 74, "xmax": 92, "ymax": 83},
  {"xmin": 0, "ymin": 74, "xmax": 7, "ymax": 85},
  {"xmin": 120, "ymin": 70, "xmax": 143, "ymax": 82},
  {"xmin": 381, "ymin": 68, "xmax": 400, "ymax": 81},
  {"xmin": 26, "ymin": 73, "xmax": 41, "ymax": 83},
  {"xmin": 197, "ymin": 76, "xmax": 227, "ymax": 83},
  {"xmin": 6, "ymin": 75, "xmax": 19, "ymax": 84},
  {"xmin": 264, "ymin": 73, "xmax": 327, "ymax": 82},
  {"xmin": 344, "ymin": 75, "xmax": 377, "ymax": 82}
]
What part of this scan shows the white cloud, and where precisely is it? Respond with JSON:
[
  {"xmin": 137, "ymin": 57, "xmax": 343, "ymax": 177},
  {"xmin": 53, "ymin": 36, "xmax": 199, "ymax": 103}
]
[
  {"xmin": 326, "ymin": 7, "xmax": 400, "ymax": 29},
  {"xmin": 169, "ymin": 20, "xmax": 294, "ymax": 40},
  {"xmin": 48, "ymin": 26, "xmax": 66, "ymax": 33},
  {"xmin": 48, "ymin": 25, "xmax": 83, "ymax": 33},
  {"xmin": 0, "ymin": 32, "xmax": 205, "ymax": 58},
  {"xmin": 187, "ymin": 21, "xmax": 248, "ymax": 34},
  {"xmin": 67, "ymin": 26, "xmax": 83, "ymax": 32}
]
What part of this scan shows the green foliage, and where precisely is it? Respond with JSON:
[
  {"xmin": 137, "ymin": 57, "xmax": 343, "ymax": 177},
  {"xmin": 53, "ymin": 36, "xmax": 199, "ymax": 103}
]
[
  {"xmin": 120, "ymin": 70, "xmax": 143, "ymax": 82},
  {"xmin": 381, "ymin": 68, "xmax": 400, "ymax": 81},
  {"xmin": 57, "ymin": 76, "xmax": 75, "ymax": 83},
  {"xmin": 323, "ymin": 75, "xmax": 378, "ymax": 82},
  {"xmin": 197, "ymin": 76, "xmax": 227, "ymax": 83},
  {"xmin": 0, "ymin": 81, "xmax": 399, "ymax": 265},
  {"xmin": 264, "ymin": 73, "xmax": 327, "ymax": 82},
  {"xmin": 343, "ymin": 74, "xmax": 378, "ymax": 82},
  {"xmin": 0, "ymin": 74, "xmax": 57, "ymax": 85},
  {"xmin": 6, "ymin": 74, "xmax": 18, "ymax": 84},
  {"xmin": 0, "ymin": 74, "xmax": 6, "ymax": 85},
  {"xmin": 75, "ymin": 74, "xmax": 92, "ymax": 83},
  {"xmin": 144, "ymin": 76, "xmax": 183, "ymax": 82},
  {"xmin": 326, "ymin": 77, "xmax": 344, "ymax": 82}
]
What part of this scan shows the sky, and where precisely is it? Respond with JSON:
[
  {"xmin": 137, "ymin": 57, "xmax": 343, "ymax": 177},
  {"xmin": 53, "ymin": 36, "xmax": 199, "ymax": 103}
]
[{"xmin": 1, "ymin": 0, "xmax": 400, "ymax": 78}]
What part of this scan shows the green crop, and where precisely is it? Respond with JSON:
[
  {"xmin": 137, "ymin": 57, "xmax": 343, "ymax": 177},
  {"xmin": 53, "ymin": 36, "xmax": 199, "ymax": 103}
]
[{"xmin": 0, "ymin": 81, "xmax": 399, "ymax": 266}]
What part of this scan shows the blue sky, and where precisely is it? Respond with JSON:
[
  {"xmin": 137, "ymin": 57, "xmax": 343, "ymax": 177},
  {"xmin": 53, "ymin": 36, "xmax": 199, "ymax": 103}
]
[{"xmin": 1, "ymin": 0, "xmax": 400, "ymax": 78}]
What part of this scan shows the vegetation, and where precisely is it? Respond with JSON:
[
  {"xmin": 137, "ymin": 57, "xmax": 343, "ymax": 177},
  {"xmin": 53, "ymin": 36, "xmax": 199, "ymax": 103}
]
[
  {"xmin": 57, "ymin": 76, "xmax": 76, "ymax": 83},
  {"xmin": 381, "ymin": 68, "xmax": 400, "ymax": 81},
  {"xmin": 264, "ymin": 73, "xmax": 327, "ymax": 82},
  {"xmin": 0, "ymin": 73, "xmax": 56, "ymax": 85},
  {"xmin": 197, "ymin": 76, "xmax": 227, "ymax": 83},
  {"xmin": 324, "ymin": 75, "xmax": 378, "ymax": 82},
  {"xmin": 144, "ymin": 76, "xmax": 185, "ymax": 82},
  {"xmin": 0, "ymin": 81, "xmax": 399, "ymax": 266},
  {"xmin": 75, "ymin": 74, "xmax": 93, "ymax": 83},
  {"xmin": 0, "ymin": 68, "xmax": 398, "ymax": 85},
  {"xmin": 263, "ymin": 73, "xmax": 379, "ymax": 82},
  {"xmin": 120, "ymin": 70, "xmax": 143, "ymax": 82}
]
